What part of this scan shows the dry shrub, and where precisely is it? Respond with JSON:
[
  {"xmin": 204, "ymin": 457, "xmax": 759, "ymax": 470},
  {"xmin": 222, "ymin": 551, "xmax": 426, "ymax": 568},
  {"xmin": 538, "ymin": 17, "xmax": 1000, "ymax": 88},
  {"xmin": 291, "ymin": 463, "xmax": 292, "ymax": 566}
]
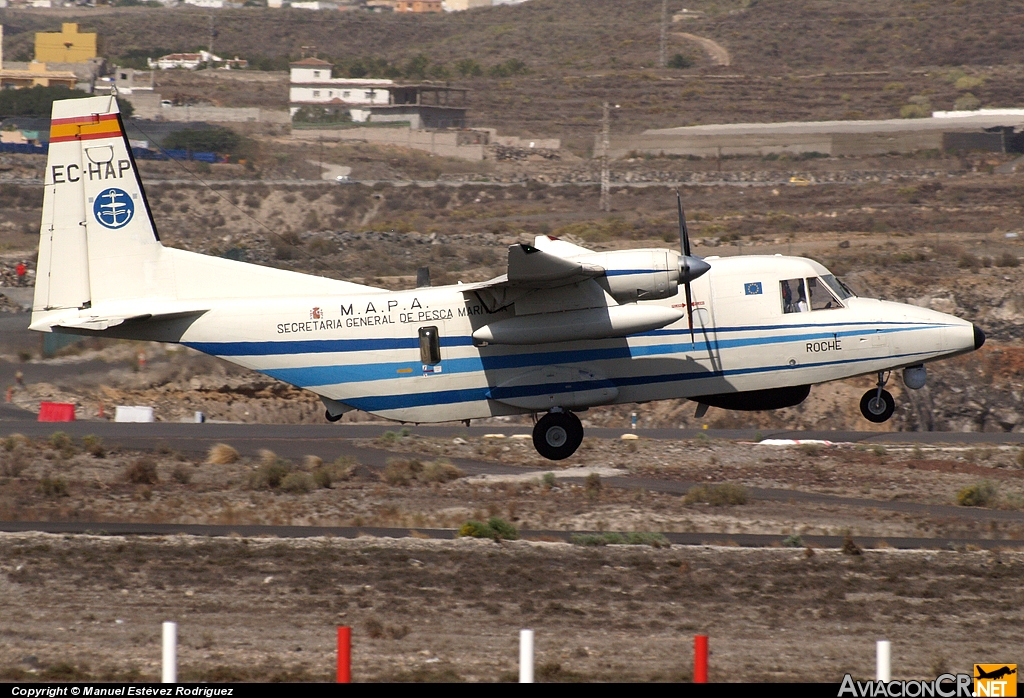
[
  {"xmin": 382, "ymin": 458, "xmax": 463, "ymax": 485},
  {"xmin": 1, "ymin": 448, "xmax": 29, "ymax": 477},
  {"xmin": 171, "ymin": 464, "xmax": 193, "ymax": 485},
  {"xmin": 206, "ymin": 443, "xmax": 239, "ymax": 465},
  {"xmin": 125, "ymin": 458, "xmax": 158, "ymax": 484},
  {"xmin": 2, "ymin": 434, "xmax": 29, "ymax": 452},
  {"xmin": 842, "ymin": 534, "xmax": 863, "ymax": 556},
  {"xmin": 302, "ymin": 455, "xmax": 323, "ymax": 470},
  {"xmin": 313, "ymin": 456, "xmax": 358, "ymax": 489},
  {"xmin": 684, "ymin": 483, "xmax": 748, "ymax": 506}
]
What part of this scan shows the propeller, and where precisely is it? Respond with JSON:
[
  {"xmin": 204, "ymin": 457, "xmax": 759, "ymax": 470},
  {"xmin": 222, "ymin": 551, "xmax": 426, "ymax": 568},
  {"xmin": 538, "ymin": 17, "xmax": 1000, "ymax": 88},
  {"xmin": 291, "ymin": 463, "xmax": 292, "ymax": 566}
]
[{"xmin": 676, "ymin": 191, "xmax": 710, "ymax": 345}]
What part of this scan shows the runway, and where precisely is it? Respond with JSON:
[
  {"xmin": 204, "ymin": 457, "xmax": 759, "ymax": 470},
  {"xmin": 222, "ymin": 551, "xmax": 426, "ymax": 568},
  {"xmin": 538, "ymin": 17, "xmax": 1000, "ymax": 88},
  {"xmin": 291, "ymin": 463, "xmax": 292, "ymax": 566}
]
[
  {"xmin": 3, "ymin": 421, "xmax": 1024, "ymax": 549},
  {"xmin": 0, "ymin": 520, "xmax": 1018, "ymax": 551},
  {"xmin": 5, "ymin": 419, "xmax": 1024, "ymax": 449}
]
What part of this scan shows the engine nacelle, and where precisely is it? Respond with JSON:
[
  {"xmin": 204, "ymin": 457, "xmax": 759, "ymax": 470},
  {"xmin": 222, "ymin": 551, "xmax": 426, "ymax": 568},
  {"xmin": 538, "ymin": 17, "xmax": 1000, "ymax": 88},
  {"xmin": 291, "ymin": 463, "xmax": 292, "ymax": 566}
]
[{"xmin": 579, "ymin": 249, "xmax": 680, "ymax": 303}]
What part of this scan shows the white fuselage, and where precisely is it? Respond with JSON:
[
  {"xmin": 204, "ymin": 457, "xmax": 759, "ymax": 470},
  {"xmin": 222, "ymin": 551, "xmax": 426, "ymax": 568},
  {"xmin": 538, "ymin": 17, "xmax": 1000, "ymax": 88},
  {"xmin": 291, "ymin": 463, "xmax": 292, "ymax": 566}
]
[{"xmin": 177, "ymin": 255, "xmax": 977, "ymax": 423}]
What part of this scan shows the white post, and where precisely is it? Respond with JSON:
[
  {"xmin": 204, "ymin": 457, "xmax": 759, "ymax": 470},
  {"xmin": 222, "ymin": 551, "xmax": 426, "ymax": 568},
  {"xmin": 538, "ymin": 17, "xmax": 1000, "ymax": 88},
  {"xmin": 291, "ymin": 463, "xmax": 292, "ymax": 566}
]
[
  {"xmin": 876, "ymin": 640, "xmax": 891, "ymax": 682},
  {"xmin": 519, "ymin": 629, "xmax": 534, "ymax": 683},
  {"xmin": 162, "ymin": 621, "xmax": 177, "ymax": 683}
]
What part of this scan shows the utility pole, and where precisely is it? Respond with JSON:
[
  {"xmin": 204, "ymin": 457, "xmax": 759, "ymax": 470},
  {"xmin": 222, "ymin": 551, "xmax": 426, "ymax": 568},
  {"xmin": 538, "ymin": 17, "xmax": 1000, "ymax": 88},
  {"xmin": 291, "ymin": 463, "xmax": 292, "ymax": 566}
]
[
  {"xmin": 659, "ymin": 0, "xmax": 668, "ymax": 68},
  {"xmin": 208, "ymin": 15, "xmax": 217, "ymax": 59},
  {"xmin": 600, "ymin": 101, "xmax": 610, "ymax": 213}
]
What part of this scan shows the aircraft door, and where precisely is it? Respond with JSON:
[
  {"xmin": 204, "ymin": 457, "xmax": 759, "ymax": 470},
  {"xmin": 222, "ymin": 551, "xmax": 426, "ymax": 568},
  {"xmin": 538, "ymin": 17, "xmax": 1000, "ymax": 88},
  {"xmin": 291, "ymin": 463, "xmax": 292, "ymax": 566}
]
[
  {"xmin": 417, "ymin": 324, "xmax": 448, "ymax": 379},
  {"xmin": 688, "ymin": 274, "xmax": 721, "ymax": 373}
]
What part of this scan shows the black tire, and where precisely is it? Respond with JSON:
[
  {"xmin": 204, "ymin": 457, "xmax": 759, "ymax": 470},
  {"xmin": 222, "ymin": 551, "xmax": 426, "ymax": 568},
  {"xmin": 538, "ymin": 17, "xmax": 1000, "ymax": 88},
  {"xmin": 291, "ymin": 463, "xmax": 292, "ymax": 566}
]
[
  {"xmin": 533, "ymin": 411, "xmax": 584, "ymax": 461},
  {"xmin": 860, "ymin": 389, "xmax": 895, "ymax": 423},
  {"xmin": 325, "ymin": 409, "xmax": 343, "ymax": 423}
]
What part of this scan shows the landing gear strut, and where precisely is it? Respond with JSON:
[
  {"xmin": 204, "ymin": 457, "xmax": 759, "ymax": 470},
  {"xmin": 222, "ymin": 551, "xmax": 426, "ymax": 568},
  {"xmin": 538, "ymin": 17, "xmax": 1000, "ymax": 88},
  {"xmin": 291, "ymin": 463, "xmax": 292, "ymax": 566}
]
[
  {"xmin": 860, "ymin": 371, "xmax": 895, "ymax": 423},
  {"xmin": 532, "ymin": 410, "xmax": 584, "ymax": 460}
]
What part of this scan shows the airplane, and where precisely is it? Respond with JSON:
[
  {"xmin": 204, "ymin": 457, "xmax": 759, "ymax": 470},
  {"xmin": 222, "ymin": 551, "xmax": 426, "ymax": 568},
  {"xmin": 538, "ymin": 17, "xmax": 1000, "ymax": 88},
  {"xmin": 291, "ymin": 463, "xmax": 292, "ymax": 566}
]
[{"xmin": 29, "ymin": 96, "xmax": 986, "ymax": 460}]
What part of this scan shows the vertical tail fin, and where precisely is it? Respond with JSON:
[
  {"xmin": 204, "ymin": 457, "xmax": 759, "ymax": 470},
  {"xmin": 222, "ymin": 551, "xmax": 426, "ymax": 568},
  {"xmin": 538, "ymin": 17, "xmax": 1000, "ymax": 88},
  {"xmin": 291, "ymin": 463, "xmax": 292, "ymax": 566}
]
[{"xmin": 34, "ymin": 95, "xmax": 166, "ymax": 314}]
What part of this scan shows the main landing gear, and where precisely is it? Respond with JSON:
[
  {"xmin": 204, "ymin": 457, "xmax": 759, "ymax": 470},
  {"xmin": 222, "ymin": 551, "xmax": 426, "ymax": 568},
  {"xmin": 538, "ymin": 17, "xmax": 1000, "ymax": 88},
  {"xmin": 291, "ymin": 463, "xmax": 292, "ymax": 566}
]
[
  {"xmin": 860, "ymin": 371, "xmax": 896, "ymax": 423},
  {"xmin": 532, "ymin": 409, "xmax": 584, "ymax": 460}
]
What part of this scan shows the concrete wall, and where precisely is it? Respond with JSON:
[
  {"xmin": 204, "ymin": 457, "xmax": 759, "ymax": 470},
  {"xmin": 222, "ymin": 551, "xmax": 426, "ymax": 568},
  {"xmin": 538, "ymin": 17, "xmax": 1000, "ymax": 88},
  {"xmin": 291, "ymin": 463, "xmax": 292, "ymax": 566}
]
[
  {"xmin": 127, "ymin": 92, "xmax": 290, "ymax": 124},
  {"xmin": 605, "ymin": 130, "xmax": 949, "ymax": 158},
  {"xmin": 293, "ymin": 125, "xmax": 486, "ymax": 161}
]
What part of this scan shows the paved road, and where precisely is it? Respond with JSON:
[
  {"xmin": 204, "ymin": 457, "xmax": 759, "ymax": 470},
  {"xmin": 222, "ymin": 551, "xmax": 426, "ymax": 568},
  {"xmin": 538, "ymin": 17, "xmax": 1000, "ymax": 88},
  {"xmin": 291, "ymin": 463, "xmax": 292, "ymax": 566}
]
[
  {"xmin": 0, "ymin": 520, "xmax": 1017, "ymax": 551},
  {"xmin": 4, "ymin": 421, "xmax": 1024, "ymax": 528}
]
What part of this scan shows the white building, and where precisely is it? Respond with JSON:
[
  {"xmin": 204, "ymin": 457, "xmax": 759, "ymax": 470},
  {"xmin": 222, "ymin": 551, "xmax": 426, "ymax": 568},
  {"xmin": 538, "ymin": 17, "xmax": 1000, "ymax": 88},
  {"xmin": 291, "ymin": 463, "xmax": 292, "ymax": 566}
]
[
  {"xmin": 183, "ymin": 0, "xmax": 225, "ymax": 7},
  {"xmin": 290, "ymin": 0, "xmax": 321, "ymax": 8},
  {"xmin": 149, "ymin": 51, "xmax": 247, "ymax": 71},
  {"xmin": 289, "ymin": 57, "xmax": 392, "ymax": 117},
  {"xmin": 443, "ymin": 0, "xmax": 491, "ymax": 10}
]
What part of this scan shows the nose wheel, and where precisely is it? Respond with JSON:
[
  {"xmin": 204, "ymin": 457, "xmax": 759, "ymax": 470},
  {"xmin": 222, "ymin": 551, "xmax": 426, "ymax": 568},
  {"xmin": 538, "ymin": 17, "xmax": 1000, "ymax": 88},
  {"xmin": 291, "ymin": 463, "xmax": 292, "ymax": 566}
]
[
  {"xmin": 860, "ymin": 371, "xmax": 895, "ymax": 423},
  {"xmin": 533, "ymin": 410, "xmax": 584, "ymax": 460}
]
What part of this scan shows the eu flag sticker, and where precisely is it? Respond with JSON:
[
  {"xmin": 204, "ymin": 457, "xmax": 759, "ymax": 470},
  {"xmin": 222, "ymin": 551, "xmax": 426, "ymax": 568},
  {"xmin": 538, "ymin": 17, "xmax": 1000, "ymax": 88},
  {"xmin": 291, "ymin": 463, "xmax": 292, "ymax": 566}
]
[{"xmin": 744, "ymin": 282, "xmax": 763, "ymax": 295}]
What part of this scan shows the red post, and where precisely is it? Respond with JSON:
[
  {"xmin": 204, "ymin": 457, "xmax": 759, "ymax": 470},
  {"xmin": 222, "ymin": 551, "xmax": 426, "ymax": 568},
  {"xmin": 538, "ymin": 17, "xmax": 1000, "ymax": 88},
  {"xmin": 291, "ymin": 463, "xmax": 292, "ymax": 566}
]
[
  {"xmin": 337, "ymin": 626, "xmax": 351, "ymax": 683},
  {"xmin": 694, "ymin": 635, "xmax": 708, "ymax": 683}
]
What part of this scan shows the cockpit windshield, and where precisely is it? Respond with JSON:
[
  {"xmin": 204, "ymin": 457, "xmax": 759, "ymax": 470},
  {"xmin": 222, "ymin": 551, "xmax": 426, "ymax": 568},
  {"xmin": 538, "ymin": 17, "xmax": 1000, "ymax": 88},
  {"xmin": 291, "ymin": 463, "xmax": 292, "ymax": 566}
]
[{"xmin": 822, "ymin": 274, "xmax": 856, "ymax": 300}]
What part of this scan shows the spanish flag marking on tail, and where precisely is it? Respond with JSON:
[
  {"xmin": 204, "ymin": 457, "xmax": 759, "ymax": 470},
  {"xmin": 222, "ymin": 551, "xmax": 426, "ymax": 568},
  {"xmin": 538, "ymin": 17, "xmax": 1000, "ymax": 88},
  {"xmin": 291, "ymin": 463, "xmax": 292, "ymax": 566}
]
[{"xmin": 49, "ymin": 113, "xmax": 122, "ymax": 144}]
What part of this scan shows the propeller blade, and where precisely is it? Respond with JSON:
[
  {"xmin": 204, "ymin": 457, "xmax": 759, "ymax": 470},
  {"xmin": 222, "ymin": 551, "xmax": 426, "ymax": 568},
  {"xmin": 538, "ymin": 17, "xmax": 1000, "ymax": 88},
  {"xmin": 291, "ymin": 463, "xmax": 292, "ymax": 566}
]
[
  {"xmin": 676, "ymin": 190, "xmax": 691, "ymax": 257},
  {"xmin": 684, "ymin": 277, "xmax": 694, "ymax": 346}
]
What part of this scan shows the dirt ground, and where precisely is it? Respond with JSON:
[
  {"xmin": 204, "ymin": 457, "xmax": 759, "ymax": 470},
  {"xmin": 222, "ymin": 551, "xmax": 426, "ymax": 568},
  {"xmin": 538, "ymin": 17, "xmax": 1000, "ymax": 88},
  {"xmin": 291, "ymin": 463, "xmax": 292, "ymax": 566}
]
[
  {"xmin": 2, "ymin": 429, "xmax": 1024, "ymax": 682},
  {"xmin": 1, "ymin": 535, "xmax": 1022, "ymax": 683}
]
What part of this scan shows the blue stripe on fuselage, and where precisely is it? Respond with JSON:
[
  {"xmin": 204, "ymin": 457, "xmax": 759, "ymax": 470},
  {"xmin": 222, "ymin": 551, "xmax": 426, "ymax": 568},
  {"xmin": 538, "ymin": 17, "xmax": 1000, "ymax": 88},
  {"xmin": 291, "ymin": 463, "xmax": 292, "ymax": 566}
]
[
  {"xmin": 252, "ymin": 323, "xmax": 940, "ymax": 388},
  {"xmin": 341, "ymin": 349, "xmax": 936, "ymax": 412}
]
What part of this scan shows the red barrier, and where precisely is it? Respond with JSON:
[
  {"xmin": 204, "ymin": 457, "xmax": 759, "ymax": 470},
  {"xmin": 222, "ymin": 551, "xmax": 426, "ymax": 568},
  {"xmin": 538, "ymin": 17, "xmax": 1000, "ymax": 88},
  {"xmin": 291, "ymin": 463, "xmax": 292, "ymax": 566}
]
[
  {"xmin": 694, "ymin": 635, "xmax": 708, "ymax": 683},
  {"xmin": 38, "ymin": 402, "xmax": 75, "ymax": 422},
  {"xmin": 337, "ymin": 626, "xmax": 351, "ymax": 683}
]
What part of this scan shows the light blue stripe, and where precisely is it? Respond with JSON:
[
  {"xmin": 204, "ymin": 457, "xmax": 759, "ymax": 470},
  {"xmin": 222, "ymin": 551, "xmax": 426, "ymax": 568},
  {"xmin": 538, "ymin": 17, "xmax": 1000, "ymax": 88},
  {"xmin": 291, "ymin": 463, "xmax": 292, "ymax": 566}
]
[
  {"xmin": 185, "ymin": 319, "xmax": 952, "ymax": 357},
  {"xmin": 343, "ymin": 349, "xmax": 936, "ymax": 412},
  {"xmin": 260, "ymin": 324, "xmax": 937, "ymax": 388}
]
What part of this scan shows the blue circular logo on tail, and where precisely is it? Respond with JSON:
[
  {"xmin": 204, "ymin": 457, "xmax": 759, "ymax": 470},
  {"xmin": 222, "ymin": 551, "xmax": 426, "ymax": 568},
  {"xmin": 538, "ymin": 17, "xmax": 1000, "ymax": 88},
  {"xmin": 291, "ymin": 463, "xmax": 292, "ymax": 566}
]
[{"xmin": 93, "ymin": 188, "xmax": 134, "ymax": 229}]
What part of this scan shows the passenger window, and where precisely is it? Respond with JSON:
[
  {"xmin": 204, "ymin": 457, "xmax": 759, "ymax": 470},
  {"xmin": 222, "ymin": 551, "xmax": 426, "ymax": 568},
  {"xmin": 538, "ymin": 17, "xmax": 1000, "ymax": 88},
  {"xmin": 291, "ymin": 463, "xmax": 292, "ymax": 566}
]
[
  {"xmin": 419, "ymin": 326, "xmax": 441, "ymax": 365},
  {"xmin": 808, "ymin": 277, "xmax": 842, "ymax": 310},
  {"xmin": 781, "ymin": 278, "xmax": 808, "ymax": 314}
]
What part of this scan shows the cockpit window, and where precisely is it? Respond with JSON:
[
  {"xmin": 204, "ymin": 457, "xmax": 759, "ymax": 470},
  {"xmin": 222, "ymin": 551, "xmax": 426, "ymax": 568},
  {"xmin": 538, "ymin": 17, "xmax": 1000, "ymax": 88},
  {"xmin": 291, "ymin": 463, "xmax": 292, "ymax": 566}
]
[
  {"xmin": 781, "ymin": 278, "xmax": 808, "ymax": 314},
  {"xmin": 822, "ymin": 274, "xmax": 855, "ymax": 300},
  {"xmin": 808, "ymin": 277, "xmax": 842, "ymax": 310}
]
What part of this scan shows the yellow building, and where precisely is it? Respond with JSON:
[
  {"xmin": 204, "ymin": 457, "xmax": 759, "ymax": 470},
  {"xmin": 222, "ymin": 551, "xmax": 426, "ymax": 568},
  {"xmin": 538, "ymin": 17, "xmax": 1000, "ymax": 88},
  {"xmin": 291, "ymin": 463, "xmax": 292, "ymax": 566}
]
[
  {"xmin": 35, "ymin": 23, "xmax": 98, "ymax": 64},
  {"xmin": 0, "ymin": 62, "xmax": 78, "ymax": 90}
]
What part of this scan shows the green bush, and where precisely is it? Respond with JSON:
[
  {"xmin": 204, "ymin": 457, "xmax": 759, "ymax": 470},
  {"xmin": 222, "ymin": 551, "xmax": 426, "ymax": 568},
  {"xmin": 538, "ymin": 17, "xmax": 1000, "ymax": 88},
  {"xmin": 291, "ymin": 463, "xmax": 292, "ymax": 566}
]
[
  {"xmin": 82, "ymin": 435, "xmax": 105, "ymax": 458},
  {"xmin": 782, "ymin": 534, "xmax": 804, "ymax": 548},
  {"xmin": 584, "ymin": 473, "xmax": 602, "ymax": 497},
  {"xmin": 667, "ymin": 53, "xmax": 694, "ymax": 69},
  {"xmin": 0, "ymin": 85, "xmax": 134, "ymax": 118},
  {"xmin": 280, "ymin": 472, "xmax": 314, "ymax": 493},
  {"xmin": 250, "ymin": 459, "xmax": 290, "ymax": 490},
  {"xmin": 39, "ymin": 476, "xmax": 68, "ymax": 497},
  {"xmin": 163, "ymin": 127, "xmax": 244, "ymax": 156},
  {"xmin": 957, "ymin": 481, "xmax": 997, "ymax": 507},
  {"xmin": 458, "ymin": 517, "xmax": 519, "ymax": 541},
  {"xmin": 48, "ymin": 432, "xmax": 72, "ymax": 451},
  {"xmin": 684, "ymin": 483, "xmax": 748, "ymax": 506},
  {"xmin": 292, "ymin": 106, "xmax": 351, "ymax": 124}
]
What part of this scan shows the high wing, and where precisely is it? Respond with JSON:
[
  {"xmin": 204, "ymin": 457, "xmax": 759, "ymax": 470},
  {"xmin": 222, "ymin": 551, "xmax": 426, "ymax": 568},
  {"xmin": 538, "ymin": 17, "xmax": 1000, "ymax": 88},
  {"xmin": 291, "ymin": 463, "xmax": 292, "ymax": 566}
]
[{"xmin": 462, "ymin": 236, "xmax": 685, "ymax": 345}]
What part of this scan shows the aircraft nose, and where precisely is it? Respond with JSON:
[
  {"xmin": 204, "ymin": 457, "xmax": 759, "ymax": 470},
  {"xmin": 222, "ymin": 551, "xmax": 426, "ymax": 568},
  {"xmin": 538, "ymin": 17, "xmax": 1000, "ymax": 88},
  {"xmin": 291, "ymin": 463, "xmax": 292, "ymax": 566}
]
[{"xmin": 974, "ymin": 324, "xmax": 986, "ymax": 351}]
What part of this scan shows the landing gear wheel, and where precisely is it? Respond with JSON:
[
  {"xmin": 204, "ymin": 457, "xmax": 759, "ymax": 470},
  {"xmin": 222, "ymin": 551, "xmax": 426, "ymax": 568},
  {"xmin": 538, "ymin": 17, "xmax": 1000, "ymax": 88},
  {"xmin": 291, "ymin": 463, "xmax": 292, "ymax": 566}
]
[
  {"xmin": 325, "ymin": 409, "xmax": 343, "ymax": 423},
  {"xmin": 860, "ymin": 389, "xmax": 895, "ymax": 423},
  {"xmin": 533, "ymin": 411, "xmax": 584, "ymax": 461}
]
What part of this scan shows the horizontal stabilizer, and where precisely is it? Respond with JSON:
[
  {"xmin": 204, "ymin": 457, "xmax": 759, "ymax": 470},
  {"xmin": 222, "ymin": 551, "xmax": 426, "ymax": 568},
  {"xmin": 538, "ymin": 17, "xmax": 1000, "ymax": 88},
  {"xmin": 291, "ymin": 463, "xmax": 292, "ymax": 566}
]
[{"xmin": 30, "ymin": 308, "xmax": 209, "ymax": 333}]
